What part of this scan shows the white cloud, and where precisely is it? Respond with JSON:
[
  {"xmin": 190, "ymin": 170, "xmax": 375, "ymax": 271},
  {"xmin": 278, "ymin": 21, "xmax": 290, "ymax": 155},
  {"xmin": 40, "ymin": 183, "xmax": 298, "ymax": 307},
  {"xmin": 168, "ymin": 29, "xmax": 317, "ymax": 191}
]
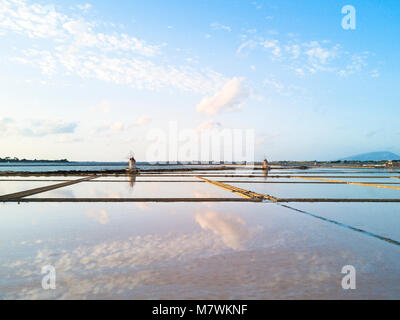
[
  {"xmin": 252, "ymin": 2, "xmax": 262, "ymax": 10},
  {"xmin": 236, "ymin": 34, "xmax": 373, "ymax": 77},
  {"xmin": 1, "ymin": 0, "xmax": 227, "ymax": 94},
  {"xmin": 0, "ymin": 117, "xmax": 16, "ymax": 136},
  {"xmin": 62, "ymin": 20, "xmax": 161, "ymax": 56},
  {"xmin": 11, "ymin": 49, "xmax": 57, "ymax": 76},
  {"xmin": 295, "ymin": 68, "xmax": 305, "ymax": 76},
  {"xmin": 263, "ymin": 78, "xmax": 284, "ymax": 91},
  {"xmin": 371, "ymin": 69, "xmax": 380, "ymax": 78},
  {"xmin": 261, "ymin": 40, "xmax": 281, "ymax": 57},
  {"xmin": 90, "ymin": 115, "xmax": 151, "ymax": 137},
  {"xmin": 76, "ymin": 3, "xmax": 92, "ymax": 12},
  {"xmin": 263, "ymin": 77, "xmax": 308, "ymax": 99},
  {"xmin": 305, "ymin": 41, "xmax": 339, "ymax": 65},
  {"xmin": 93, "ymin": 121, "xmax": 124, "ymax": 135},
  {"xmin": 338, "ymin": 53, "xmax": 369, "ymax": 77},
  {"xmin": 196, "ymin": 77, "xmax": 249, "ymax": 115},
  {"xmin": 21, "ymin": 119, "xmax": 78, "ymax": 137},
  {"xmin": 210, "ymin": 22, "xmax": 231, "ymax": 32},
  {"xmin": 285, "ymin": 44, "xmax": 301, "ymax": 59},
  {"xmin": 0, "ymin": 1, "xmax": 67, "ymax": 38},
  {"xmin": 0, "ymin": 117, "xmax": 78, "ymax": 137},
  {"xmin": 236, "ymin": 40, "xmax": 257, "ymax": 55}
]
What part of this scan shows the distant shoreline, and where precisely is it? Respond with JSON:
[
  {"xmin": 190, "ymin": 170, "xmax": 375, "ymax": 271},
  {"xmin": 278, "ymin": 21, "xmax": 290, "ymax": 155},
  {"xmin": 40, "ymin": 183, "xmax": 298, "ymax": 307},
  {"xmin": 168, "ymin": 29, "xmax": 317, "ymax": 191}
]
[{"xmin": 0, "ymin": 158, "xmax": 69, "ymax": 163}]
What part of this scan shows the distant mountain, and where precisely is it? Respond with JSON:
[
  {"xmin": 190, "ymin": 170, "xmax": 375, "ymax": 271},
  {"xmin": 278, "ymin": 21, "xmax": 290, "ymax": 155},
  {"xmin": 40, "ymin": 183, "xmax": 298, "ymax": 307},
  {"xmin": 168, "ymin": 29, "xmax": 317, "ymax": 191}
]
[{"xmin": 340, "ymin": 151, "xmax": 400, "ymax": 161}]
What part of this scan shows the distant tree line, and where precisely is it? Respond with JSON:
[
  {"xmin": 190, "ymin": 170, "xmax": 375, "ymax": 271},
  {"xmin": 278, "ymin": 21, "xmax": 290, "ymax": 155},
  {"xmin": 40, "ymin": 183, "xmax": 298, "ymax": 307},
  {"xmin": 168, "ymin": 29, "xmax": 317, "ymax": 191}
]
[{"xmin": 0, "ymin": 157, "xmax": 69, "ymax": 163}]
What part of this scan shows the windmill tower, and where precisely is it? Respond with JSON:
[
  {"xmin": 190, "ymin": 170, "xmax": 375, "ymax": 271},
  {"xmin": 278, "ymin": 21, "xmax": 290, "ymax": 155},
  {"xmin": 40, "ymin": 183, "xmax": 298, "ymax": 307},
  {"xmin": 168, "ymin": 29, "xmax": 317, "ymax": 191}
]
[
  {"xmin": 126, "ymin": 151, "xmax": 138, "ymax": 173},
  {"xmin": 262, "ymin": 154, "xmax": 269, "ymax": 169}
]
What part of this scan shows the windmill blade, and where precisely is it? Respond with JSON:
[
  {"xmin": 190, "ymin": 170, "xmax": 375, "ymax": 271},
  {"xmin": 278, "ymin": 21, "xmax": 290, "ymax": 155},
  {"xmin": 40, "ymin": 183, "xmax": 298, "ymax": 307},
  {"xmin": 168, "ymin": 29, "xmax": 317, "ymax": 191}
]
[{"xmin": 127, "ymin": 150, "xmax": 135, "ymax": 159}]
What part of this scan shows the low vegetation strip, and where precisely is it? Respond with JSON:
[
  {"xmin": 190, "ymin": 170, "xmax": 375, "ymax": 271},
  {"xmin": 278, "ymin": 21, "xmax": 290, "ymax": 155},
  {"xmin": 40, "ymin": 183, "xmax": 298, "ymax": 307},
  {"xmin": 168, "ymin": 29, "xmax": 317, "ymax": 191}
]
[{"xmin": 196, "ymin": 176, "xmax": 278, "ymax": 201}]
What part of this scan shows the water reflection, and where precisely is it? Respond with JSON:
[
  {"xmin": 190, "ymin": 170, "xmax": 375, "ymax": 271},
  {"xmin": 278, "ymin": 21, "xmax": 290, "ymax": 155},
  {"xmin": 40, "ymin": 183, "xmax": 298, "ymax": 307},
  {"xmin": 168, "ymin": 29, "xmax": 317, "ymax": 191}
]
[
  {"xmin": 195, "ymin": 210, "xmax": 261, "ymax": 250},
  {"xmin": 128, "ymin": 175, "xmax": 136, "ymax": 189},
  {"xmin": 87, "ymin": 209, "xmax": 109, "ymax": 225},
  {"xmin": 2, "ymin": 201, "xmax": 400, "ymax": 299},
  {"xmin": 1, "ymin": 207, "xmax": 265, "ymax": 298}
]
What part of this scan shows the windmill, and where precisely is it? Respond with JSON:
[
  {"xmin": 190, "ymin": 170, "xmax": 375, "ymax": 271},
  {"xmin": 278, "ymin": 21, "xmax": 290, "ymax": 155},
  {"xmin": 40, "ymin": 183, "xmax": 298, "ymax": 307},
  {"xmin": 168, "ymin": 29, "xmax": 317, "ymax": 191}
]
[
  {"xmin": 126, "ymin": 150, "xmax": 137, "ymax": 172},
  {"xmin": 127, "ymin": 150, "xmax": 135, "ymax": 160},
  {"xmin": 262, "ymin": 154, "xmax": 269, "ymax": 169}
]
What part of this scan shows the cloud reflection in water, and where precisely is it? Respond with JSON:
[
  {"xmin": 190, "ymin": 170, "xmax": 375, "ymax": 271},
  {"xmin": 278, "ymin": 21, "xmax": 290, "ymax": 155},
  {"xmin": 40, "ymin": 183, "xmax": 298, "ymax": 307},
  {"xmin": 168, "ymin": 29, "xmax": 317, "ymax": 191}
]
[{"xmin": 195, "ymin": 210, "xmax": 262, "ymax": 250}]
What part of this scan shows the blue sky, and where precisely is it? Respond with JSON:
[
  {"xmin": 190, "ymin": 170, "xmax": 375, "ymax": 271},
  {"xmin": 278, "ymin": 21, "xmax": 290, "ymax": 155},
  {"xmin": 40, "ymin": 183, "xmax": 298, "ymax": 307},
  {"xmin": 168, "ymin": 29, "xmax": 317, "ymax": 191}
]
[{"xmin": 0, "ymin": 0, "xmax": 399, "ymax": 161}]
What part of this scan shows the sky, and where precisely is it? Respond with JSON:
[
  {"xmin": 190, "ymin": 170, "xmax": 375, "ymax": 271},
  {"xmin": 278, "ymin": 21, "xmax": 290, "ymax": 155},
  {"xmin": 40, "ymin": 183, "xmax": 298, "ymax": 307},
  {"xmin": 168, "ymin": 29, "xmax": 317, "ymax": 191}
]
[{"xmin": 0, "ymin": 0, "xmax": 399, "ymax": 161}]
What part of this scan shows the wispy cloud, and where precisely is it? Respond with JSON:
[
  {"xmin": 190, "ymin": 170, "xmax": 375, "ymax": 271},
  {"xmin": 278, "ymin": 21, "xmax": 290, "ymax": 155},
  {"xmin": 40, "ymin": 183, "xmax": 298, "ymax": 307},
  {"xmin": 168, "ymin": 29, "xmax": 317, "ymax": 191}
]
[
  {"xmin": 0, "ymin": 117, "xmax": 16, "ymax": 136},
  {"xmin": 338, "ymin": 53, "xmax": 369, "ymax": 77},
  {"xmin": 22, "ymin": 121, "xmax": 77, "ymax": 137},
  {"xmin": 10, "ymin": 49, "xmax": 57, "ymax": 75},
  {"xmin": 304, "ymin": 41, "xmax": 339, "ymax": 65},
  {"xmin": 370, "ymin": 69, "xmax": 380, "ymax": 78},
  {"xmin": 93, "ymin": 121, "xmax": 124, "ymax": 135},
  {"xmin": 76, "ymin": 3, "xmax": 92, "ymax": 12},
  {"xmin": 261, "ymin": 39, "xmax": 281, "ymax": 57},
  {"xmin": 91, "ymin": 114, "xmax": 151, "ymax": 136},
  {"xmin": 1, "ymin": 0, "xmax": 227, "ymax": 94},
  {"xmin": 2, "ymin": 118, "xmax": 78, "ymax": 137},
  {"xmin": 237, "ymin": 40, "xmax": 257, "ymax": 56},
  {"xmin": 196, "ymin": 77, "xmax": 249, "ymax": 115},
  {"xmin": 263, "ymin": 77, "xmax": 307, "ymax": 97},
  {"xmin": 237, "ymin": 35, "xmax": 373, "ymax": 77},
  {"xmin": 210, "ymin": 22, "xmax": 231, "ymax": 32}
]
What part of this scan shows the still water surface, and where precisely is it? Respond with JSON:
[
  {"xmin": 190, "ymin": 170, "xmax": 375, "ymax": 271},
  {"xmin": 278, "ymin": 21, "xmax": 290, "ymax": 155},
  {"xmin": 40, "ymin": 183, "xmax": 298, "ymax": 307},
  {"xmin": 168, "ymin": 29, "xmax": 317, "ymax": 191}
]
[
  {"xmin": 0, "ymin": 201, "xmax": 399, "ymax": 299},
  {"xmin": 0, "ymin": 169, "xmax": 399, "ymax": 299}
]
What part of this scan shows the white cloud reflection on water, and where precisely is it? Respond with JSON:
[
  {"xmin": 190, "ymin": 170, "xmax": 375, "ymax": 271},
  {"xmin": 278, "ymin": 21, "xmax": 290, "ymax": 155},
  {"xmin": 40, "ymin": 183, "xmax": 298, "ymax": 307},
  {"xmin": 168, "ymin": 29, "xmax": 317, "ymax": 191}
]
[
  {"xmin": 1, "ymin": 208, "xmax": 265, "ymax": 299},
  {"xmin": 195, "ymin": 210, "xmax": 263, "ymax": 250},
  {"xmin": 1, "ymin": 202, "xmax": 400, "ymax": 299},
  {"xmin": 87, "ymin": 209, "xmax": 109, "ymax": 225}
]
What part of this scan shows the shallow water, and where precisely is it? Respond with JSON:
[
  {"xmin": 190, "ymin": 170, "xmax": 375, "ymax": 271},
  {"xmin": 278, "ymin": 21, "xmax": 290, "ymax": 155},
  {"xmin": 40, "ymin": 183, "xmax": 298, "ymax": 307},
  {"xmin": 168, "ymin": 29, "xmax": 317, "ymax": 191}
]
[
  {"xmin": 0, "ymin": 162, "xmax": 234, "ymax": 172},
  {"xmin": 0, "ymin": 181, "xmax": 60, "ymax": 196},
  {"xmin": 0, "ymin": 167, "xmax": 399, "ymax": 299},
  {"xmin": 230, "ymin": 182, "xmax": 400, "ymax": 199},
  {"xmin": 25, "ymin": 181, "xmax": 241, "ymax": 199},
  {"xmin": 0, "ymin": 202, "xmax": 399, "ymax": 299}
]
